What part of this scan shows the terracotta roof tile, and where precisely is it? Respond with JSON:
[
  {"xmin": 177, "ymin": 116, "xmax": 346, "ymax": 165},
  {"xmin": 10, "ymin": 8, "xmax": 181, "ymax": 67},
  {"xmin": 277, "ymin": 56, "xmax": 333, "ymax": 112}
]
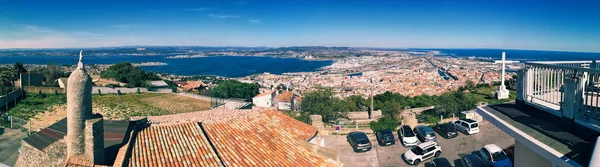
[
  {"xmin": 129, "ymin": 122, "xmax": 223, "ymax": 167},
  {"xmin": 254, "ymin": 91, "xmax": 274, "ymax": 98},
  {"xmin": 202, "ymin": 109, "xmax": 338, "ymax": 167},
  {"xmin": 275, "ymin": 91, "xmax": 293, "ymax": 102}
]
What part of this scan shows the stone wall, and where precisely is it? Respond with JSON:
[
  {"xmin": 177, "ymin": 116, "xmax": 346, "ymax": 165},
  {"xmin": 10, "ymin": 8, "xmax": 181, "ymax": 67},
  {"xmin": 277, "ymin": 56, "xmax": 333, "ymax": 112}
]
[
  {"xmin": 309, "ymin": 115, "xmax": 323, "ymax": 129},
  {"xmin": 85, "ymin": 115, "xmax": 105, "ymax": 164},
  {"xmin": 346, "ymin": 112, "xmax": 369, "ymax": 120},
  {"xmin": 23, "ymin": 86, "xmax": 65, "ymax": 94},
  {"xmin": 16, "ymin": 140, "xmax": 67, "ymax": 167}
]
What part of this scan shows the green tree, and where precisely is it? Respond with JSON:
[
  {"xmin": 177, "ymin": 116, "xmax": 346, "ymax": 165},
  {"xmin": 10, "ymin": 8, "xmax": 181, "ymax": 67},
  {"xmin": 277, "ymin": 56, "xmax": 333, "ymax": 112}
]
[
  {"xmin": 369, "ymin": 116, "xmax": 399, "ymax": 132},
  {"xmin": 100, "ymin": 62, "xmax": 160, "ymax": 87},
  {"xmin": 465, "ymin": 80, "xmax": 475, "ymax": 91},
  {"xmin": 435, "ymin": 91, "xmax": 477, "ymax": 116},
  {"xmin": 210, "ymin": 80, "xmax": 259, "ymax": 99},
  {"xmin": 300, "ymin": 86, "xmax": 341, "ymax": 122}
]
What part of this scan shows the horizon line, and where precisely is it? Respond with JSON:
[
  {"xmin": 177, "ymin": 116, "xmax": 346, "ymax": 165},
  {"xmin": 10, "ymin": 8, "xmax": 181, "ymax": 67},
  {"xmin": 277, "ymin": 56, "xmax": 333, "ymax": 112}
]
[{"xmin": 0, "ymin": 45, "xmax": 599, "ymax": 54}]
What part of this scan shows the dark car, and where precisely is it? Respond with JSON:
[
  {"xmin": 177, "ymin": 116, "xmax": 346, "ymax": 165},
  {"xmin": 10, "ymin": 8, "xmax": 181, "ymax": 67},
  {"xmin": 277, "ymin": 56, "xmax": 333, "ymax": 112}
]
[
  {"xmin": 461, "ymin": 154, "xmax": 487, "ymax": 167},
  {"xmin": 434, "ymin": 123, "xmax": 458, "ymax": 139},
  {"xmin": 375, "ymin": 129, "xmax": 395, "ymax": 146},
  {"xmin": 504, "ymin": 145, "xmax": 515, "ymax": 162},
  {"xmin": 346, "ymin": 132, "xmax": 372, "ymax": 152},
  {"xmin": 414, "ymin": 125, "xmax": 437, "ymax": 142},
  {"xmin": 425, "ymin": 157, "xmax": 453, "ymax": 167}
]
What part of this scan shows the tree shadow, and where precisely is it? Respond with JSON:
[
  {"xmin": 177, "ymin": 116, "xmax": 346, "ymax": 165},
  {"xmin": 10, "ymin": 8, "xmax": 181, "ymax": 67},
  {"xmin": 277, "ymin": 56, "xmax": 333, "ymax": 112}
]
[{"xmin": 0, "ymin": 127, "xmax": 4, "ymax": 136}]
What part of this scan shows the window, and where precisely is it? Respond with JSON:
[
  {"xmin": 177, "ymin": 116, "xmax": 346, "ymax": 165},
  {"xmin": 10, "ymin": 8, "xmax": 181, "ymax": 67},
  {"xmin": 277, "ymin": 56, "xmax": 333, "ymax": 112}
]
[
  {"xmin": 461, "ymin": 122, "xmax": 468, "ymax": 127},
  {"xmin": 470, "ymin": 123, "xmax": 479, "ymax": 128},
  {"xmin": 481, "ymin": 149, "xmax": 491, "ymax": 160},
  {"xmin": 411, "ymin": 146, "xmax": 424, "ymax": 155},
  {"xmin": 403, "ymin": 127, "xmax": 416, "ymax": 137},
  {"xmin": 492, "ymin": 151, "xmax": 508, "ymax": 161}
]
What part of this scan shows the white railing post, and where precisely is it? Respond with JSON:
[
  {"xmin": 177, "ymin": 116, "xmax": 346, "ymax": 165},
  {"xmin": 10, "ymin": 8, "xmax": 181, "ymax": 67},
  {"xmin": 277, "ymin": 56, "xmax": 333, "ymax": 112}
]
[
  {"xmin": 563, "ymin": 75, "xmax": 584, "ymax": 120},
  {"xmin": 516, "ymin": 69, "xmax": 527, "ymax": 105}
]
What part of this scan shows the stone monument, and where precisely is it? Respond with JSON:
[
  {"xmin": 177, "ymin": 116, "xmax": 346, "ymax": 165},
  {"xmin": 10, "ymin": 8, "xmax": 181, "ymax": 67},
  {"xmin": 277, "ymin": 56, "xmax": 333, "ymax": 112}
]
[
  {"xmin": 66, "ymin": 50, "xmax": 105, "ymax": 164},
  {"xmin": 494, "ymin": 52, "xmax": 517, "ymax": 99}
]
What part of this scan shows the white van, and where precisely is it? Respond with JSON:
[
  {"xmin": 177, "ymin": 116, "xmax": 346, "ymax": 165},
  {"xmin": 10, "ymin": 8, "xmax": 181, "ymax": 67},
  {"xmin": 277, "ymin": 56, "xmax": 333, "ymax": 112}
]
[{"xmin": 453, "ymin": 119, "xmax": 480, "ymax": 135}]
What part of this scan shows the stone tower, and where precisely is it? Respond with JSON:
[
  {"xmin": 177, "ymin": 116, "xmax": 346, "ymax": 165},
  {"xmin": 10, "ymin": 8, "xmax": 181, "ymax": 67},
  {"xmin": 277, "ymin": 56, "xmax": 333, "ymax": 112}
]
[{"xmin": 66, "ymin": 50, "xmax": 104, "ymax": 164}]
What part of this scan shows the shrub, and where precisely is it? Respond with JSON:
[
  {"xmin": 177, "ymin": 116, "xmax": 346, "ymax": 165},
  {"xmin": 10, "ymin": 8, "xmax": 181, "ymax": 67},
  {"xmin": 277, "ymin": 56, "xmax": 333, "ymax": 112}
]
[
  {"xmin": 369, "ymin": 116, "xmax": 399, "ymax": 132},
  {"xmin": 137, "ymin": 88, "xmax": 141, "ymax": 94},
  {"xmin": 54, "ymin": 90, "xmax": 58, "ymax": 95},
  {"xmin": 117, "ymin": 90, "xmax": 123, "ymax": 95},
  {"xmin": 98, "ymin": 89, "xmax": 102, "ymax": 95}
]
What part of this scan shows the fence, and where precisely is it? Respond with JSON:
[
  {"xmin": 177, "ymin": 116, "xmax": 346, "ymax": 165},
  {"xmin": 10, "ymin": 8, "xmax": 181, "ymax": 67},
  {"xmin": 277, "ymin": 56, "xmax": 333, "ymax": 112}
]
[
  {"xmin": 523, "ymin": 60, "xmax": 600, "ymax": 120},
  {"xmin": 0, "ymin": 113, "xmax": 36, "ymax": 135},
  {"xmin": 0, "ymin": 87, "xmax": 23, "ymax": 112}
]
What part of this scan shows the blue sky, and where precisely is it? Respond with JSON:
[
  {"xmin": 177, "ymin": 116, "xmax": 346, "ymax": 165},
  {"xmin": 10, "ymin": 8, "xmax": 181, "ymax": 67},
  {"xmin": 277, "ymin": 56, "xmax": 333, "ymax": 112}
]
[{"xmin": 0, "ymin": 0, "xmax": 599, "ymax": 52}]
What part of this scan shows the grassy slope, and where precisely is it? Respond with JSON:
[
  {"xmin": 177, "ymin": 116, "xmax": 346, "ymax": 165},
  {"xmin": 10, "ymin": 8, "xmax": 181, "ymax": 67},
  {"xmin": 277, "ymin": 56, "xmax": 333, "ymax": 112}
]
[{"xmin": 8, "ymin": 93, "xmax": 211, "ymax": 121}]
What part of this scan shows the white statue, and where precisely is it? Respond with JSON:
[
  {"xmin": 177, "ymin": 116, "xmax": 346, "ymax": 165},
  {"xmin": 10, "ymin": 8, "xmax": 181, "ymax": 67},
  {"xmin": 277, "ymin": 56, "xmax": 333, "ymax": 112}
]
[{"xmin": 77, "ymin": 50, "xmax": 84, "ymax": 69}]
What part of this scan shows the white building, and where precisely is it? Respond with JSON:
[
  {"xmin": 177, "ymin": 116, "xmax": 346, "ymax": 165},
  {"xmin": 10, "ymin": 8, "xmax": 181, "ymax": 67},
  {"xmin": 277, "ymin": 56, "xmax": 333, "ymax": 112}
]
[{"xmin": 252, "ymin": 91, "xmax": 275, "ymax": 108}]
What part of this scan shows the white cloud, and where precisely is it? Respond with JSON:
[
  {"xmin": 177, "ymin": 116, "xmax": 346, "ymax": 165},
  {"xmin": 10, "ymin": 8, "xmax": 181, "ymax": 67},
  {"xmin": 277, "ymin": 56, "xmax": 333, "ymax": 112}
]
[
  {"xmin": 208, "ymin": 14, "xmax": 240, "ymax": 19},
  {"xmin": 0, "ymin": 24, "xmax": 150, "ymax": 49},
  {"xmin": 184, "ymin": 7, "xmax": 209, "ymax": 11},
  {"xmin": 247, "ymin": 19, "xmax": 261, "ymax": 24}
]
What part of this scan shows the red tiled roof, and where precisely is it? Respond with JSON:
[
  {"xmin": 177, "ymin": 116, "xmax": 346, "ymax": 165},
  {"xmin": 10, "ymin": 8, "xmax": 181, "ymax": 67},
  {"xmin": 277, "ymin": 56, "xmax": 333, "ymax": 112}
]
[
  {"xmin": 128, "ymin": 109, "xmax": 339, "ymax": 167},
  {"xmin": 187, "ymin": 80, "xmax": 206, "ymax": 88},
  {"xmin": 202, "ymin": 110, "xmax": 337, "ymax": 167},
  {"xmin": 129, "ymin": 122, "xmax": 223, "ymax": 167},
  {"xmin": 253, "ymin": 91, "xmax": 274, "ymax": 98},
  {"xmin": 275, "ymin": 91, "xmax": 293, "ymax": 102}
]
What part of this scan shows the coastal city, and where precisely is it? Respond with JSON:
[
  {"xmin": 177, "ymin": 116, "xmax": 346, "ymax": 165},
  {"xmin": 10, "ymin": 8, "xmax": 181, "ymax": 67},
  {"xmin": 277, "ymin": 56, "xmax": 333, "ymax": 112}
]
[{"xmin": 1, "ymin": 1, "xmax": 599, "ymax": 167}]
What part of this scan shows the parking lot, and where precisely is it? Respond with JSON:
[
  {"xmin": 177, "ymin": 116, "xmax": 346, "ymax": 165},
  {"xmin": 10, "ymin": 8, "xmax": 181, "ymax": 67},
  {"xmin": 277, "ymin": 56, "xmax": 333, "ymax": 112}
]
[{"xmin": 323, "ymin": 121, "xmax": 515, "ymax": 167}]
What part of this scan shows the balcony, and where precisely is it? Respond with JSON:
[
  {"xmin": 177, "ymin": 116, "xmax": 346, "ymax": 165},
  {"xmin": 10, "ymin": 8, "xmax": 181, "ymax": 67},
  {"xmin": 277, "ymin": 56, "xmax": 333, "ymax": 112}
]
[{"xmin": 476, "ymin": 60, "xmax": 600, "ymax": 167}]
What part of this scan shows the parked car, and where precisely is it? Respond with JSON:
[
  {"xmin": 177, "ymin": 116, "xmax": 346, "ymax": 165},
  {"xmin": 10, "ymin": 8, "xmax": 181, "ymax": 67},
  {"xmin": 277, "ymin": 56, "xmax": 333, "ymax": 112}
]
[
  {"xmin": 346, "ymin": 132, "xmax": 372, "ymax": 152},
  {"xmin": 479, "ymin": 144, "xmax": 513, "ymax": 167},
  {"xmin": 375, "ymin": 129, "xmax": 395, "ymax": 146},
  {"xmin": 504, "ymin": 145, "xmax": 515, "ymax": 162},
  {"xmin": 434, "ymin": 123, "xmax": 458, "ymax": 139},
  {"xmin": 424, "ymin": 157, "xmax": 453, "ymax": 167},
  {"xmin": 453, "ymin": 119, "xmax": 480, "ymax": 135},
  {"xmin": 414, "ymin": 125, "xmax": 437, "ymax": 142},
  {"xmin": 399, "ymin": 125, "xmax": 419, "ymax": 147},
  {"xmin": 461, "ymin": 154, "xmax": 487, "ymax": 167},
  {"xmin": 402, "ymin": 141, "xmax": 442, "ymax": 165}
]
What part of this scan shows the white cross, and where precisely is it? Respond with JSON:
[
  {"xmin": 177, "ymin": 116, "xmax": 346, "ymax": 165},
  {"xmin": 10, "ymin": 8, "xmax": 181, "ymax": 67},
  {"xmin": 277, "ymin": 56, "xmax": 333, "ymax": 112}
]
[{"xmin": 494, "ymin": 52, "xmax": 518, "ymax": 88}]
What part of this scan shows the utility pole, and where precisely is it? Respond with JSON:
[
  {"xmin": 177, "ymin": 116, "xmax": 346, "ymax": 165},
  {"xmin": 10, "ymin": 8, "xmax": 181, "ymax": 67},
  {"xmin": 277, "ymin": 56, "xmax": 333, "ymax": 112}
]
[{"xmin": 370, "ymin": 78, "xmax": 374, "ymax": 119}]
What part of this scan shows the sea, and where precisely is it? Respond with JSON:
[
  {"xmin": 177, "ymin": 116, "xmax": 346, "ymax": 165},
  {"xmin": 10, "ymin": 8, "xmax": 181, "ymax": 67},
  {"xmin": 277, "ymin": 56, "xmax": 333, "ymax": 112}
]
[
  {"xmin": 1, "ymin": 49, "xmax": 599, "ymax": 77},
  {"xmin": 0, "ymin": 55, "xmax": 333, "ymax": 78}
]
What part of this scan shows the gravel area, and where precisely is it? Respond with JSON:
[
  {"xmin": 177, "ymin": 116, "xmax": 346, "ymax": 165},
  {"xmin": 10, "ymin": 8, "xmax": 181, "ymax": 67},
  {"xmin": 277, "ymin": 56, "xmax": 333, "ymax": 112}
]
[{"xmin": 323, "ymin": 121, "xmax": 515, "ymax": 167}]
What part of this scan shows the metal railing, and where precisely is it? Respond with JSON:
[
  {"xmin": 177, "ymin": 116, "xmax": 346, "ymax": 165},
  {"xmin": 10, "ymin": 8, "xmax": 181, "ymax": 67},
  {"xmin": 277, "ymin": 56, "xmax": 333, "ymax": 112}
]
[{"xmin": 524, "ymin": 60, "xmax": 600, "ymax": 120}]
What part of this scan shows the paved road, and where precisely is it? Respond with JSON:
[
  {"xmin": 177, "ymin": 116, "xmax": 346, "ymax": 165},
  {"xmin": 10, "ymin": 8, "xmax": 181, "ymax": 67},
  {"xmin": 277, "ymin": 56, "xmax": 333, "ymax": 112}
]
[
  {"xmin": 0, "ymin": 128, "xmax": 26, "ymax": 166},
  {"xmin": 323, "ymin": 121, "xmax": 514, "ymax": 167}
]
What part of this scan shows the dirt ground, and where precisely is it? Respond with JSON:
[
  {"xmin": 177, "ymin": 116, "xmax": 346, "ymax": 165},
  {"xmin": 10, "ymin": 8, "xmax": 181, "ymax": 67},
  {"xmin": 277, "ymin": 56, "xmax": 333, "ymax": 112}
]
[
  {"xmin": 30, "ymin": 105, "xmax": 67, "ymax": 131},
  {"xmin": 0, "ymin": 128, "xmax": 26, "ymax": 166},
  {"xmin": 323, "ymin": 121, "xmax": 515, "ymax": 167},
  {"xmin": 140, "ymin": 94, "xmax": 211, "ymax": 114}
]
